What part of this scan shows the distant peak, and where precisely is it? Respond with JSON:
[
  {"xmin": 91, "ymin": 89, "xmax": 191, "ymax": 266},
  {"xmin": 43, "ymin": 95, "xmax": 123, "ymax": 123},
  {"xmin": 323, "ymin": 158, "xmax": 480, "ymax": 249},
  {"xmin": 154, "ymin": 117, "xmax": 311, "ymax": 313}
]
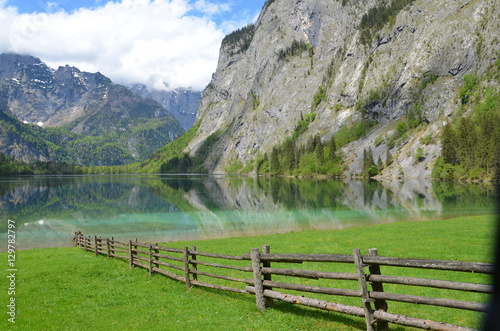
[{"xmin": 0, "ymin": 52, "xmax": 42, "ymax": 65}]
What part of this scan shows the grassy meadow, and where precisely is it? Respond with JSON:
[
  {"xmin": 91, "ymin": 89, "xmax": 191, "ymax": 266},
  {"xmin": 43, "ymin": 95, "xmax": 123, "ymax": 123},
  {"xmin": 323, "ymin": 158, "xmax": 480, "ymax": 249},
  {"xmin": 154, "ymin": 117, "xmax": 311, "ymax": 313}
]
[{"xmin": 1, "ymin": 214, "xmax": 496, "ymax": 330}]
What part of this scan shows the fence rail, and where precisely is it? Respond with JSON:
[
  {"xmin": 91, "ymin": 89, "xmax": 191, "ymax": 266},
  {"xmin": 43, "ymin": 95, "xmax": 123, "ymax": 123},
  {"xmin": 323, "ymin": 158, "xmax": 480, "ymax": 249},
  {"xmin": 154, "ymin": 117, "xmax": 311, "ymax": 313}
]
[{"xmin": 72, "ymin": 232, "xmax": 493, "ymax": 331}]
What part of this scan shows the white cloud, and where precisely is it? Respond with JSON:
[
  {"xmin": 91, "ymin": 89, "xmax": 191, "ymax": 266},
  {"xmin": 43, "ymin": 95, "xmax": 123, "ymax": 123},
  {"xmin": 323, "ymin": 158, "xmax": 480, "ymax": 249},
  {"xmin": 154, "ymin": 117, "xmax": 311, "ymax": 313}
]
[
  {"xmin": 0, "ymin": 0, "xmax": 232, "ymax": 91},
  {"xmin": 194, "ymin": 0, "xmax": 230, "ymax": 15},
  {"xmin": 45, "ymin": 2, "xmax": 61, "ymax": 13}
]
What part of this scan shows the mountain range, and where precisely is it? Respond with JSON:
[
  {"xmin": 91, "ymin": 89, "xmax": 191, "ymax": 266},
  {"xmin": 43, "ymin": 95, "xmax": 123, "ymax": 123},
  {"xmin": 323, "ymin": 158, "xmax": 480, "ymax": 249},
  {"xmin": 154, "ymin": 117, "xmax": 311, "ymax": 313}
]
[
  {"xmin": 1, "ymin": 0, "xmax": 499, "ymax": 179},
  {"xmin": 0, "ymin": 53, "xmax": 199, "ymax": 166}
]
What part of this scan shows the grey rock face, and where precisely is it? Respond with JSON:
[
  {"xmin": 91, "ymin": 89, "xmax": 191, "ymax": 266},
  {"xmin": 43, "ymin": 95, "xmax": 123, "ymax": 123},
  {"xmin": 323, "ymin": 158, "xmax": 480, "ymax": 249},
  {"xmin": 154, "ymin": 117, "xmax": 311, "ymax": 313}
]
[{"xmin": 187, "ymin": 0, "xmax": 500, "ymax": 177}]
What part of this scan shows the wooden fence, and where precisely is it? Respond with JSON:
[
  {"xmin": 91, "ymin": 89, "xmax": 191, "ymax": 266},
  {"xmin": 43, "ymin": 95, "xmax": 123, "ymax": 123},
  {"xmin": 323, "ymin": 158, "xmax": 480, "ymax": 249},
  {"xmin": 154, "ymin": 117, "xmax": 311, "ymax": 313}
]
[{"xmin": 72, "ymin": 232, "xmax": 493, "ymax": 331}]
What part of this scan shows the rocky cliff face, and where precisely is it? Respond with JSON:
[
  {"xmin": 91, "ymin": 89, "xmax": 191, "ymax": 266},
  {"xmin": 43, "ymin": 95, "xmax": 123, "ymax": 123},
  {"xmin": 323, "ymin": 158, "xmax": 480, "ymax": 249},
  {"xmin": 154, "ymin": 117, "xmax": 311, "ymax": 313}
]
[
  {"xmin": 128, "ymin": 84, "xmax": 200, "ymax": 130},
  {"xmin": 0, "ymin": 53, "xmax": 111, "ymax": 126},
  {"xmin": 0, "ymin": 53, "xmax": 185, "ymax": 165},
  {"xmin": 187, "ymin": 0, "xmax": 499, "ymax": 178}
]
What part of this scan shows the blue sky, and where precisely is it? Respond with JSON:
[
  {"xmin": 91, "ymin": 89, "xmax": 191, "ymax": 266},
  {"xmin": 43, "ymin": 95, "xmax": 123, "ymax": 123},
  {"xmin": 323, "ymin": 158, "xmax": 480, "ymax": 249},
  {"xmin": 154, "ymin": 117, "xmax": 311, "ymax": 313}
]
[
  {"xmin": 0, "ymin": 0, "xmax": 266, "ymax": 90},
  {"xmin": 6, "ymin": 0, "xmax": 265, "ymax": 26}
]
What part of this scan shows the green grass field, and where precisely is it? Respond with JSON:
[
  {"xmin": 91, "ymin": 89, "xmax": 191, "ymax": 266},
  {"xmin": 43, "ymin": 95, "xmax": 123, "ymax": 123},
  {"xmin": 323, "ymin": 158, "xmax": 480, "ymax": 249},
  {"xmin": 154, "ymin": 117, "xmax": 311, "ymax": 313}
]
[{"xmin": 1, "ymin": 215, "xmax": 496, "ymax": 330}]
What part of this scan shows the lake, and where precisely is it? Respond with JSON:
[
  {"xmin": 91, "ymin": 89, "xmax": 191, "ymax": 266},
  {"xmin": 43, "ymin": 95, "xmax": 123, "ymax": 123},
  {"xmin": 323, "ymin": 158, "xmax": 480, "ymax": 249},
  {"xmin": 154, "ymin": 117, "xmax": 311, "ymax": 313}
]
[{"xmin": 0, "ymin": 175, "xmax": 496, "ymax": 250}]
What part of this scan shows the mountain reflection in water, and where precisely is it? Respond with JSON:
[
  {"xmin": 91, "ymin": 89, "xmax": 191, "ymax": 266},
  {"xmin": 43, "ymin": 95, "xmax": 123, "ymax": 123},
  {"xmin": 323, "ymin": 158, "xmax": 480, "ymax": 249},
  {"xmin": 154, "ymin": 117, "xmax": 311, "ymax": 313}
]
[{"xmin": 0, "ymin": 175, "xmax": 496, "ymax": 250}]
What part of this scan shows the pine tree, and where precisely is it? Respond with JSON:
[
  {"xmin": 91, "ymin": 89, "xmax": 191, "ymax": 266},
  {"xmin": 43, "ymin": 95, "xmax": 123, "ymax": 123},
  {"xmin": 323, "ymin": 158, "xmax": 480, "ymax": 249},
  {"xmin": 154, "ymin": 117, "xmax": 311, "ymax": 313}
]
[
  {"xmin": 385, "ymin": 149, "xmax": 393, "ymax": 167},
  {"xmin": 478, "ymin": 112, "xmax": 500, "ymax": 176},
  {"xmin": 377, "ymin": 156, "xmax": 383, "ymax": 170},
  {"xmin": 180, "ymin": 154, "xmax": 192, "ymax": 173},
  {"xmin": 270, "ymin": 147, "xmax": 280, "ymax": 175},
  {"xmin": 457, "ymin": 117, "xmax": 477, "ymax": 168},
  {"xmin": 442, "ymin": 123, "xmax": 458, "ymax": 165},
  {"xmin": 284, "ymin": 140, "xmax": 296, "ymax": 172},
  {"xmin": 494, "ymin": 146, "xmax": 500, "ymax": 184},
  {"xmin": 315, "ymin": 136, "xmax": 324, "ymax": 163},
  {"xmin": 328, "ymin": 135, "xmax": 337, "ymax": 161},
  {"xmin": 362, "ymin": 147, "xmax": 377, "ymax": 177},
  {"xmin": 263, "ymin": 153, "xmax": 269, "ymax": 173}
]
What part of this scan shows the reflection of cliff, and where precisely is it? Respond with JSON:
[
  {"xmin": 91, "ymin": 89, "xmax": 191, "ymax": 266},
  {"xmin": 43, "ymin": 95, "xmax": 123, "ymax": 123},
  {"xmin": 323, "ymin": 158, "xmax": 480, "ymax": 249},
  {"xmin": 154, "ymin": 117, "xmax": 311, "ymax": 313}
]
[
  {"xmin": 152, "ymin": 177, "xmax": 345, "ymax": 238},
  {"xmin": 155, "ymin": 178, "xmax": 336, "ymax": 239},
  {"xmin": 340, "ymin": 179, "xmax": 443, "ymax": 221},
  {"xmin": 156, "ymin": 177, "xmax": 496, "ymax": 238}
]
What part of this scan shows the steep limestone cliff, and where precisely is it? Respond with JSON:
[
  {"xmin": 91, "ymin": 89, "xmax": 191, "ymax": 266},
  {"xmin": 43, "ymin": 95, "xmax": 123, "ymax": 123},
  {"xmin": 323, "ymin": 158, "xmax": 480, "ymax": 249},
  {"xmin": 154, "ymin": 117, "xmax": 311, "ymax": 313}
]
[{"xmin": 186, "ymin": 0, "xmax": 499, "ymax": 178}]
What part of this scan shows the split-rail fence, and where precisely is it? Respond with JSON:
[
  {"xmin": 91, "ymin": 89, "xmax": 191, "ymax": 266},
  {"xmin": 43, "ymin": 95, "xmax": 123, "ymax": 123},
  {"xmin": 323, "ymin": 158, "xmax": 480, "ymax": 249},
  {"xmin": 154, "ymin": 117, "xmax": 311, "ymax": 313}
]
[{"xmin": 72, "ymin": 232, "xmax": 493, "ymax": 331}]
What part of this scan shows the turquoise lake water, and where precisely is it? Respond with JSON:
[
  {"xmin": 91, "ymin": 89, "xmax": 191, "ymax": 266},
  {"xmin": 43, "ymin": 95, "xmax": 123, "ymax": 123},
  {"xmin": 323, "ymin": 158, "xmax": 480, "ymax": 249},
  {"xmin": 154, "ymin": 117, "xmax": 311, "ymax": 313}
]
[{"xmin": 0, "ymin": 175, "xmax": 496, "ymax": 250}]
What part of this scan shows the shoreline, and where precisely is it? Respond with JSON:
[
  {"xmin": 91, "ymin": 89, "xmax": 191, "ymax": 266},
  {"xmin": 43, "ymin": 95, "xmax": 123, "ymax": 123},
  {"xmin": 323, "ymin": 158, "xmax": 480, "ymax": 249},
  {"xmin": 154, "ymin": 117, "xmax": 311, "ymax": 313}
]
[{"xmin": 3, "ymin": 214, "xmax": 496, "ymax": 253}]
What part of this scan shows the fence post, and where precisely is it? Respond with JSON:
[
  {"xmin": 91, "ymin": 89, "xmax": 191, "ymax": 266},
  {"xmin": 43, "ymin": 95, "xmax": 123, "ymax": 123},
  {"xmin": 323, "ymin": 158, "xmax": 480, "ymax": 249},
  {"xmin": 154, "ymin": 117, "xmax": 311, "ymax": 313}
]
[
  {"xmin": 149, "ymin": 244, "xmax": 153, "ymax": 277},
  {"xmin": 353, "ymin": 249, "xmax": 375, "ymax": 331},
  {"xmin": 106, "ymin": 238, "xmax": 111, "ymax": 258},
  {"xmin": 129, "ymin": 240, "xmax": 134, "ymax": 270},
  {"xmin": 154, "ymin": 244, "xmax": 159, "ymax": 270},
  {"xmin": 191, "ymin": 246, "xmax": 198, "ymax": 282},
  {"xmin": 262, "ymin": 245, "xmax": 275, "ymax": 308},
  {"xmin": 183, "ymin": 247, "xmax": 191, "ymax": 289},
  {"xmin": 251, "ymin": 248, "xmax": 266, "ymax": 312},
  {"xmin": 368, "ymin": 248, "xmax": 389, "ymax": 331},
  {"xmin": 94, "ymin": 236, "xmax": 98, "ymax": 256}
]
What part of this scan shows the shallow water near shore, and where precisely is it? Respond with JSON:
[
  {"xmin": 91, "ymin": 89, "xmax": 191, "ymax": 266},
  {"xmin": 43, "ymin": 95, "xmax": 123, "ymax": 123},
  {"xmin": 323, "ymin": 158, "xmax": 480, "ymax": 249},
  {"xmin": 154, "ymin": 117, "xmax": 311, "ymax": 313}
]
[{"xmin": 0, "ymin": 174, "xmax": 496, "ymax": 250}]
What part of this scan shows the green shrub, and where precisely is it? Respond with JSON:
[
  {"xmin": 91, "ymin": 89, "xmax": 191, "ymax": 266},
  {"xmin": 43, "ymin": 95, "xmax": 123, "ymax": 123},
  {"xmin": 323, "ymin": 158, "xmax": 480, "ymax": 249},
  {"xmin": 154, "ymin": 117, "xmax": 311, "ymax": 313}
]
[
  {"xmin": 312, "ymin": 85, "xmax": 326, "ymax": 108},
  {"xmin": 277, "ymin": 40, "xmax": 309, "ymax": 62},
  {"xmin": 304, "ymin": 113, "xmax": 316, "ymax": 122},
  {"xmin": 336, "ymin": 121, "xmax": 378, "ymax": 148},
  {"xmin": 459, "ymin": 74, "xmax": 478, "ymax": 104},
  {"xmin": 415, "ymin": 147, "xmax": 425, "ymax": 162},
  {"xmin": 419, "ymin": 73, "xmax": 438, "ymax": 90},
  {"xmin": 251, "ymin": 92, "xmax": 260, "ymax": 109},
  {"xmin": 225, "ymin": 159, "xmax": 243, "ymax": 174},
  {"xmin": 374, "ymin": 135, "xmax": 385, "ymax": 146},
  {"xmin": 420, "ymin": 134, "xmax": 434, "ymax": 145},
  {"xmin": 396, "ymin": 121, "xmax": 407, "ymax": 134}
]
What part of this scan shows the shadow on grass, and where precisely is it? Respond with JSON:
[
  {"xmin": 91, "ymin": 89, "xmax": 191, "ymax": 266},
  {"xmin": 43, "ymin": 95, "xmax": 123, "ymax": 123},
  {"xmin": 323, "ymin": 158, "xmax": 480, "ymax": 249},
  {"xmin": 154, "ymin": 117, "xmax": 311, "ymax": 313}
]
[
  {"xmin": 272, "ymin": 300, "xmax": 366, "ymax": 330},
  {"xmin": 191, "ymin": 286, "xmax": 410, "ymax": 331},
  {"xmin": 266, "ymin": 301, "xmax": 409, "ymax": 331}
]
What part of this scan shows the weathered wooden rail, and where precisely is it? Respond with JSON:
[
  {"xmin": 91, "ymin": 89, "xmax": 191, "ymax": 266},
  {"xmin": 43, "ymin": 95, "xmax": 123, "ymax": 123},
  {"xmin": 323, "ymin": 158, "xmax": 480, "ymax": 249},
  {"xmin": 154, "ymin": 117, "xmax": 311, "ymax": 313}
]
[{"xmin": 72, "ymin": 232, "xmax": 493, "ymax": 331}]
